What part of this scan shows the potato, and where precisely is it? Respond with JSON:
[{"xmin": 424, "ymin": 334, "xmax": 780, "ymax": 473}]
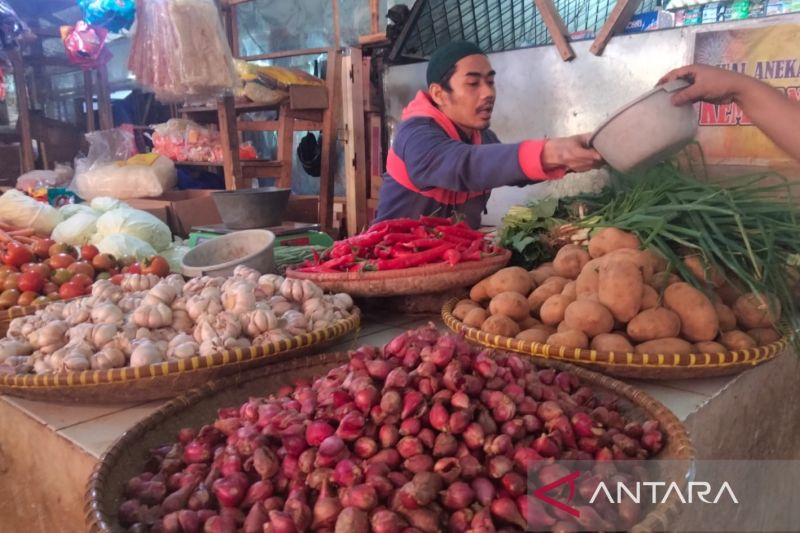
[
  {"xmin": 453, "ymin": 299, "xmax": 480, "ymax": 320},
  {"xmin": 733, "ymin": 293, "xmax": 781, "ymax": 329},
  {"xmin": 635, "ymin": 337, "xmax": 694, "ymax": 355},
  {"xmin": 528, "ymin": 283, "xmax": 564, "ymax": 314},
  {"xmin": 683, "ymin": 255, "xmax": 725, "ymax": 288},
  {"xmin": 694, "ymin": 341, "xmax": 728, "ymax": 353},
  {"xmin": 563, "ymin": 300, "xmax": 614, "ymax": 337},
  {"xmin": 486, "ymin": 267, "xmax": 532, "ymax": 298},
  {"xmin": 539, "ymin": 294, "xmax": 574, "ymax": 326},
  {"xmin": 518, "ymin": 316, "xmax": 542, "ymax": 330},
  {"xmin": 626, "ymin": 307, "xmax": 681, "ymax": 342},
  {"xmin": 541, "ymin": 276, "xmax": 570, "ymax": 291},
  {"xmin": 576, "ymin": 259, "xmax": 601, "ymax": 299},
  {"xmin": 663, "ymin": 282, "xmax": 719, "ymax": 342},
  {"xmin": 470, "ymin": 279, "xmax": 490, "ymax": 302},
  {"xmin": 600, "ymin": 249, "xmax": 654, "ymax": 282},
  {"xmin": 489, "ymin": 291, "xmax": 530, "ymax": 321},
  {"xmin": 463, "ymin": 308, "xmax": 489, "ymax": 328},
  {"xmin": 481, "ymin": 315, "xmax": 520, "ymax": 337},
  {"xmin": 553, "ymin": 244, "xmax": 591, "ymax": 280},
  {"xmin": 719, "ymin": 330, "xmax": 757, "ymax": 351},
  {"xmin": 651, "ymin": 271, "xmax": 681, "ymax": 291},
  {"xmin": 641, "ymin": 285, "xmax": 659, "ymax": 310},
  {"xmin": 558, "ymin": 280, "xmax": 575, "ymax": 299},
  {"xmin": 599, "ymin": 258, "xmax": 643, "ymax": 323},
  {"xmin": 591, "ymin": 333, "xmax": 634, "ymax": 353},
  {"xmin": 714, "ymin": 303, "xmax": 737, "ymax": 332},
  {"xmin": 516, "ymin": 328, "xmax": 552, "ymax": 343},
  {"xmin": 747, "ymin": 327, "xmax": 781, "ymax": 345},
  {"xmin": 715, "ymin": 282, "xmax": 744, "ymax": 307},
  {"xmin": 529, "ymin": 263, "xmax": 556, "ymax": 285},
  {"xmin": 643, "ymin": 249, "xmax": 668, "ymax": 273},
  {"xmin": 588, "ymin": 227, "xmax": 640, "ymax": 258},
  {"xmin": 546, "ymin": 330, "xmax": 589, "ymax": 350}
]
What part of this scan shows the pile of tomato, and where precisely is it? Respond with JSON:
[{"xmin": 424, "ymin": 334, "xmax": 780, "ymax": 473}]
[{"xmin": 0, "ymin": 239, "xmax": 170, "ymax": 310}]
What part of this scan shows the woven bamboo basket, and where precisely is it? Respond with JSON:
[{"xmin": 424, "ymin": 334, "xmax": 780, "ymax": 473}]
[
  {"xmin": 0, "ymin": 299, "xmax": 60, "ymax": 337},
  {"xmin": 0, "ymin": 311, "xmax": 359, "ymax": 403},
  {"xmin": 442, "ymin": 298, "xmax": 788, "ymax": 379},
  {"xmin": 86, "ymin": 350, "xmax": 694, "ymax": 533},
  {"xmin": 285, "ymin": 249, "xmax": 511, "ymax": 297}
]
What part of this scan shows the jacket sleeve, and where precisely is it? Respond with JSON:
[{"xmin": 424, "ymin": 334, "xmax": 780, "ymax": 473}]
[{"xmin": 395, "ymin": 117, "xmax": 565, "ymax": 192}]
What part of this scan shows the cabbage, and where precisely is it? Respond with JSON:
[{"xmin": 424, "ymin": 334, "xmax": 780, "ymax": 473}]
[
  {"xmin": 95, "ymin": 208, "xmax": 172, "ymax": 251},
  {"xmin": 51, "ymin": 212, "xmax": 99, "ymax": 246},
  {"xmin": 59, "ymin": 203, "xmax": 98, "ymax": 220},
  {"xmin": 0, "ymin": 190, "xmax": 62, "ymax": 234},
  {"xmin": 96, "ymin": 234, "xmax": 156, "ymax": 260},
  {"xmin": 90, "ymin": 197, "xmax": 129, "ymax": 213}
]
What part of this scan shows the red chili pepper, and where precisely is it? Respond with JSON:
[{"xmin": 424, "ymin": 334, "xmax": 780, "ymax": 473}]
[
  {"xmin": 375, "ymin": 246, "xmax": 393, "ymax": 259},
  {"xmin": 376, "ymin": 243, "xmax": 455, "ymax": 270},
  {"xmin": 330, "ymin": 242, "xmax": 352, "ymax": 258},
  {"xmin": 437, "ymin": 224, "xmax": 484, "ymax": 240},
  {"xmin": 346, "ymin": 230, "xmax": 386, "ymax": 248},
  {"xmin": 420, "ymin": 215, "xmax": 453, "ymax": 226},
  {"xmin": 314, "ymin": 253, "xmax": 355, "ymax": 271},
  {"xmin": 440, "ymin": 233, "xmax": 473, "ymax": 246},
  {"xmin": 413, "ymin": 225, "xmax": 429, "ymax": 239},
  {"xmin": 381, "ymin": 233, "xmax": 417, "ymax": 244},
  {"xmin": 375, "ymin": 218, "xmax": 423, "ymax": 232},
  {"xmin": 443, "ymin": 248, "xmax": 461, "ymax": 266},
  {"xmin": 390, "ymin": 246, "xmax": 415, "ymax": 257},
  {"xmin": 403, "ymin": 238, "xmax": 444, "ymax": 249}
]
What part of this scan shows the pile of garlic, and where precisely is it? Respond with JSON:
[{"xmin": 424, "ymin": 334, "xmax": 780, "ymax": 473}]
[{"xmin": 0, "ymin": 266, "xmax": 355, "ymax": 376}]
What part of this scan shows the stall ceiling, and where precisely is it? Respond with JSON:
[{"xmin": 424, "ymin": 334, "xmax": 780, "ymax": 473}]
[
  {"xmin": 7, "ymin": 0, "xmax": 81, "ymax": 29},
  {"xmin": 390, "ymin": 0, "xmax": 659, "ymax": 61}
]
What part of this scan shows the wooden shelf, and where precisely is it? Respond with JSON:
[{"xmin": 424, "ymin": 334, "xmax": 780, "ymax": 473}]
[
  {"xmin": 181, "ymin": 100, "xmax": 283, "ymax": 115},
  {"xmin": 174, "ymin": 160, "xmax": 224, "ymax": 167},
  {"xmin": 175, "ymin": 159, "xmax": 281, "ymax": 168}
]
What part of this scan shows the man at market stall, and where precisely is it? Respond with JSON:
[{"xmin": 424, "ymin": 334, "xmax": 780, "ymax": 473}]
[
  {"xmin": 373, "ymin": 41, "xmax": 604, "ymax": 229},
  {"xmin": 659, "ymin": 63, "xmax": 800, "ymax": 161}
]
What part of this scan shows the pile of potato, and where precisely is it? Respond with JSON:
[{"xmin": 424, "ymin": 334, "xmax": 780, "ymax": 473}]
[{"xmin": 454, "ymin": 227, "xmax": 782, "ymax": 355}]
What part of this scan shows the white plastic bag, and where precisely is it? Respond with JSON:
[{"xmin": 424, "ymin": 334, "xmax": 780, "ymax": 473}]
[
  {"xmin": 96, "ymin": 234, "xmax": 157, "ymax": 259},
  {"xmin": 16, "ymin": 163, "xmax": 74, "ymax": 191},
  {"xmin": 51, "ymin": 212, "xmax": 98, "ymax": 246},
  {"xmin": 161, "ymin": 241, "xmax": 190, "ymax": 272},
  {"xmin": 0, "ymin": 190, "xmax": 63, "ymax": 233},
  {"xmin": 90, "ymin": 197, "xmax": 130, "ymax": 212},
  {"xmin": 73, "ymin": 156, "xmax": 177, "ymax": 200},
  {"xmin": 95, "ymin": 208, "xmax": 172, "ymax": 251},
  {"xmin": 59, "ymin": 203, "xmax": 98, "ymax": 219}
]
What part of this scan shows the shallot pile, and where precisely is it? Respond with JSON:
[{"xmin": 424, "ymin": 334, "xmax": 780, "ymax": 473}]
[
  {"xmin": 117, "ymin": 325, "xmax": 664, "ymax": 532},
  {"xmin": 0, "ymin": 266, "xmax": 355, "ymax": 375}
]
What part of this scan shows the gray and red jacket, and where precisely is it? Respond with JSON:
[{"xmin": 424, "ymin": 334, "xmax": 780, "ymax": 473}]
[{"xmin": 374, "ymin": 90, "xmax": 565, "ymax": 229}]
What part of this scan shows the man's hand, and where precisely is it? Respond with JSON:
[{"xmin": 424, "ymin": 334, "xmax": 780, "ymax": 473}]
[
  {"xmin": 541, "ymin": 134, "xmax": 604, "ymax": 173},
  {"xmin": 658, "ymin": 63, "xmax": 753, "ymax": 106}
]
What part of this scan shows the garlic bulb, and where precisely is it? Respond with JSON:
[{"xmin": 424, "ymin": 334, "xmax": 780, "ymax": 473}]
[
  {"xmin": 91, "ymin": 280, "xmax": 123, "ymax": 303},
  {"xmin": 129, "ymin": 340, "xmax": 164, "ymax": 367},
  {"xmin": 91, "ymin": 323, "xmax": 118, "ymax": 348},
  {"xmin": 257, "ymin": 274, "xmax": 284, "ymax": 298},
  {"xmin": 233, "ymin": 265, "xmax": 261, "ymax": 285},
  {"xmin": 171, "ymin": 310, "xmax": 193, "ymax": 333},
  {"xmin": 242, "ymin": 309, "xmax": 278, "ymax": 337},
  {"xmin": 91, "ymin": 303, "xmax": 124, "ymax": 325},
  {"xmin": 91, "ymin": 346, "xmax": 126, "ymax": 370},
  {"xmin": 222, "ymin": 281, "xmax": 256, "ymax": 314},
  {"xmin": 132, "ymin": 303, "xmax": 173, "ymax": 329}
]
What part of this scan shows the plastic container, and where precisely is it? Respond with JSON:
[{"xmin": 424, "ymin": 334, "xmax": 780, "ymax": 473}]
[
  {"xmin": 590, "ymin": 80, "xmax": 698, "ymax": 173},
  {"xmin": 181, "ymin": 229, "xmax": 276, "ymax": 278},
  {"xmin": 212, "ymin": 187, "xmax": 291, "ymax": 229}
]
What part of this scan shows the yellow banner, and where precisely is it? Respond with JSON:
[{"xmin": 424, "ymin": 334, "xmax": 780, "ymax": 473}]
[{"xmin": 693, "ymin": 24, "xmax": 800, "ymax": 167}]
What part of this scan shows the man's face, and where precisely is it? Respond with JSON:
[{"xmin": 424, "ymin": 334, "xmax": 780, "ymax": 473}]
[{"xmin": 430, "ymin": 54, "xmax": 496, "ymax": 132}]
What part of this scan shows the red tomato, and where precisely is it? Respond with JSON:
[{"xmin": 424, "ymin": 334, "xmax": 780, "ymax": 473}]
[
  {"xmin": 80, "ymin": 244, "xmax": 100, "ymax": 262},
  {"xmin": 68, "ymin": 261, "xmax": 95, "ymax": 279},
  {"xmin": 50, "ymin": 253, "xmax": 76, "ymax": 269},
  {"xmin": 17, "ymin": 291, "xmax": 38, "ymax": 307},
  {"xmin": 51, "ymin": 269, "xmax": 73, "ymax": 286},
  {"xmin": 21, "ymin": 263, "xmax": 51, "ymax": 279},
  {"xmin": 3, "ymin": 273, "xmax": 20, "ymax": 291},
  {"xmin": 59, "ymin": 281, "xmax": 86, "ymax": 300},
  {"xmin": 3, "ymin": 243, "xmax": 33, "ymax": 268},
  {"xmin": 48, "ymin": 242, "xmax": 76, "ymax": 258},
  {"xmin": 32, "ymin": 238, "xmax": 55, "ymax": 258},
  {"xmin": 110, "ymin": 274, "xmax": 124, "ymax": 285},
  {"xmin": 127, "ymin": 263, "xmax": 142, "ymax": 275},
  {"xmin": 18, "ymin": 271, "xmax": 45, "ymax": 293},
  {"xmin": 92, "ymin": 253, "xmax": 116, "ymax": 272},
  {"xmin": 42, "ymin": 281, "xmax": 58, "ymax": 295},
  {"xmin": 142, "ymin": 256, "xmax": 170, "ymax": 277},
  {"xmin": 70, "ymin": 273, "xmax": 93, "ymax": 288}
]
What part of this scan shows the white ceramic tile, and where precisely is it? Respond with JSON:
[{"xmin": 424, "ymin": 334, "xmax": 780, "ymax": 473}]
[
  {"xmin": 623, "ymin": 380, "xmax": 709, "ymax": 421},
  {"xmin": 658, "ymin": 376, "xmax": 737, "ymax": 397},
  {"xmin": 58, "ymin": 400, "xmax": 168, "ymax": 458},
  {"xmin": 1, "ymin": 396, "xmax": 141, "ymax": 431}
]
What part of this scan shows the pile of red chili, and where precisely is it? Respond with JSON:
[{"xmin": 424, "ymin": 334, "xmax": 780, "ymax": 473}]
[{"xmin": 295, "ymin": 218, "xmax": 501, "ymax": 273}]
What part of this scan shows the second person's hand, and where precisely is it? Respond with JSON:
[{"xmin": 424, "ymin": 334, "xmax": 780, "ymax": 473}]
[{"xmin": 542, "ymin": 134, "xmax": 605, "ymax": 173}]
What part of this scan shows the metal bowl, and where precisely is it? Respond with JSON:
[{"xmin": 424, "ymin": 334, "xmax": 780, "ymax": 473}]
[
  {"xmin": 211, "ymin": 187, "xmax": 291, "ymax": 229},
  {"xmin": 590, "ymin": 80, "xmax": 698, "ymax": 173}
]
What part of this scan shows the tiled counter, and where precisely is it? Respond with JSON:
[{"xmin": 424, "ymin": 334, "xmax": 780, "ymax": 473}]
[{"xmin": 0, "ymin": 312, "xmax": 796, "ymax": 532}]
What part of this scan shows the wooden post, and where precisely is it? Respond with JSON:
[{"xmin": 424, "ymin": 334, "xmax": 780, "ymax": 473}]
[
  {"xmin": 318, "ymin": 48, "xmax": 338, "ymax": 233},
  {"xmin": 97, "ymin": 65, "xmax": 114, "ymax": 130},
  {"xmin": 83, "ymin": 70, "xmax": 95, "ymax": 132},
  {"xmin": 9, "ymin": 51, "xmax": 34, "ymax": 173},
  {"xmin": 218, "ymin": 93, "xmax": 243, "ymax": 190},
  {"xmin": 276, "ymin": 103, "xmax": 295, "ymax": 188},
  {"xmin": 333, "ymin": 0, "xmax": 340, "ymax": 48},
  {"xmin": 370, "ymin": 0, "xmax": 379, "ymax": 33},
  {"xmin": 532, "ymin": 0, "xmax": 576, "ymax": 61},
  {"xmin": 590, "ymin": 0, "xmax": 643, "ymax": 56},
  {"xmin": 341, "ymin": 48, "xmax": 368, "ymax": 236}
]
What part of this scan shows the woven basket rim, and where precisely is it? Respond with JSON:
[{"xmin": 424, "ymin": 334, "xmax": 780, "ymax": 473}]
[
  {"xmin": 286, "ymin": 249, "xmax": 511, "ymax": 282},
  {"xmin": 85, "ymin": 349, "xmax": 694, "ymax": 533},
  {"xmin": 442, "ymin": 298, "xmax": 786, "ymax": 371},
  {"xmin": 0, "ymin": 296, "xmax": 78, "ymax": 322},
  {"xmin": 0, "ymin": 310, "xmax": 360, "ymax": 391}
]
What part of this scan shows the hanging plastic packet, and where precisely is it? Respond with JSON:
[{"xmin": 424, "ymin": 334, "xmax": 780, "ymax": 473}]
[
  {"xmin": 61, "ymin": 20, "xmax": 113, "ymax": 68},
  {"xmin": 78, "ymin": 0, "xmax": 136, "ymax": 33},
  {"xmin": 0, "ymin": 0, "xmax": 29, "ymax": 50}
]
